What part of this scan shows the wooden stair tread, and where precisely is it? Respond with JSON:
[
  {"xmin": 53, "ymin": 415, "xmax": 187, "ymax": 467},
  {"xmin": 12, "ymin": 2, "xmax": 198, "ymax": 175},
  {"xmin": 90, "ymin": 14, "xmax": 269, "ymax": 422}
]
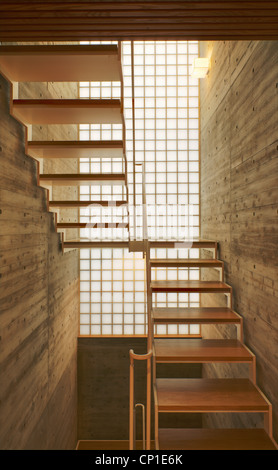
[
  {"xmin": 158, "ymin": 428, "xmax": 277, "ymax": 450},
  {"xmin": 0, "ymin": 44, "xmax": 121, "ymax": 82},
  {"xmin": 155, "ymin": 378, "xmax": 269, "ymax": 412},
  {"xmin": 150, "ymin": 258, "xmax": 223, "ymax": 268},
  {"xmin": 28, "ymin": 140, "xmax": 124, "ymax": 159},
  {"xmin": 12, "ymin": 99, "xmax": 123, "ymax": 125},
  {"xmin": 49, "ymin": 200, "xmax": 127, "ymax": 208},
  {"xmin": 63, "ymin": 240, "xmax": 129, "ymax": 249},
  {"xmin": 150, "ymin": 280, "xmax": 231, "ymax": 293},
  {"xmin": 57, "ymin": 222, "xmax": 128, "ymax": 229},
  {"xmin": 149, "ymin": 239, "xmax": 217, "ymax": 249},
  {"xmin": 152, "ymin": 307, "xmax": 241, "ymax": 324},
  {"xmin": 153, "ymin": 339, "xmax": 253, "ymax": 363},
  {"xmin": 39, "ymin": 173, "xmax": 126, "ymax": 186}
]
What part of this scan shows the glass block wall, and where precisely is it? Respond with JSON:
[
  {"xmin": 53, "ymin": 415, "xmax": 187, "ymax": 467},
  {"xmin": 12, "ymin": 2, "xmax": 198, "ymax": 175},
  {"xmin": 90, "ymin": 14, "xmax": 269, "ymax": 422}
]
[{"xmin": 79, "ymin": 41, "xmax": 200, "ymax": 337}]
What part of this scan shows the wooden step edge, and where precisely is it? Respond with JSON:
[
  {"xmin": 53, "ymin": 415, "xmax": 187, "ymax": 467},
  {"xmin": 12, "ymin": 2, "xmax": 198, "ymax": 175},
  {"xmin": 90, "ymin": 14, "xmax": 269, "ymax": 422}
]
[
  {"xmin": 150, "ymin": 240, "xmax": 217, "ymax": 249},
  {"xmin": 27, "ymin": 140, "xmax": 125, "ymax": 159},
  {"xmin": 150, "ymin": 280, "xmax": 232, "ymax": 293},
  {"xmin": 57, "ymin": 222, "xmax": 129, "ymax": 229},
  {"xmin": 39, "ymin": 173, "xmax": 126, "ymax": 185},
  {"xmin": 28, "ymin": 140, "xmax": 124, "ymax": 148},
  {"xmin": 13, "ymin": 98, "xmax": 122, "ymax": 107},
  {"xmin": 150, "ymin": 258, "xmax": 223, "ymax": 268},
  {"xmin": 157, "ymin": 428, "xmax": 278, "ymax": 450},
  {"xmin": 11, "ymin": 99, "xmax": 124, "ymax": 127},
  {"xmin": 151, "ymin": 307, "xmax": 242, "ymax": 324},
  {"xmin": 63, "ymin": 240, "xmax": 129, "ymax": 249},
  {"xmin": 49, "ymin": 200, "xmax": 128, "ymax": 208},
  {"xmin": 153, "ymin": 338, "xmax": 254, "ymax": 364},
  {"xmin": 40, "ymin": 173, "xmax": 126, "ymax": 179},
  {"xmin": 155, "ymin": 378, "xmax": 271, "ymax": 413}
]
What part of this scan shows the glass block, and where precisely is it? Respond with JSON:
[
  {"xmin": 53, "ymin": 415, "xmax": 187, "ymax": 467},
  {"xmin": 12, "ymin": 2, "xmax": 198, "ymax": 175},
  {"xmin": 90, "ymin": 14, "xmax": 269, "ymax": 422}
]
[
  {"xmin": 178, "ymin": 324, "xmax": 189, "ymax": 335},
  {"xmin": 80, "ymin": 259, "xmax": 90, "ymax": 270},
  {"xmin": 78, "ymin": 40, "xmax": 200, "ymax": 337},
  {"xmin": 91, "ymin": 302, "xmax": 101, "ymax": 313},
  {"xmin": 156, "ymin": 324, "xmax": 167, "ymax": 335},
  {"xmin": 111, "ymin": 281, "xmax": 121, "ymax": 291},
  {"xmin": 102, "ymin": 313, "xmax": 112, "ymax": 324},
  {"xmin": 80, "ymin": 281, "xmax": 90, "ymax": 292},
  {"xmin": 79, "ymin": 130, "xmax": 90, "ymax": 140},
  {"xmin": 113, "ymin": 325, "xmax": 123, "ymax": 335},
  {"xmin": 80, "ymin": 292, "xmax": 90, "ymax": 303},
  {"xmin": 168, "ymin": 324, "xmax": 178, "ymax": 335},
  {"xmin": 135, "ymin": 325, "xmax": 145, "ymax": 335},
  {"xmin": 80, "ymin": 325, "xmax": 90, "ymax": 335},
  {"xmin": 113, "ymin": 303, "xmax": 123, "ymax": 313},
  {"xmin": 189, "ymin": 324, "xmax": 200, "ymax": 335},
  {"xmin": 79, "ymin": 87, "xmax": 90, "ymax": 98},
  {"xmin": 91, "ymin": 313, "xmax": 100, "ymax": 326},
  {"xmin": 80, "ymin": 314, "xmax": 90, "ymax": 325},
  {"xmin": 102, "ymin": 325, "xmax": 112, "ymax": 335},
  {"xmin": 124, "ymin": 325, "xmax": 134, "ymax": 335}
]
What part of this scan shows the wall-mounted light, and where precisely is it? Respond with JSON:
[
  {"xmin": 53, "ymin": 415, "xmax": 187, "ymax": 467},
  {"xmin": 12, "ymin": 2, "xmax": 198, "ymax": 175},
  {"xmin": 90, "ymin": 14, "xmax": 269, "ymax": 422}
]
[{"xmin": 191, "ymin": 58, "xmax": 210, "ymax": 78}]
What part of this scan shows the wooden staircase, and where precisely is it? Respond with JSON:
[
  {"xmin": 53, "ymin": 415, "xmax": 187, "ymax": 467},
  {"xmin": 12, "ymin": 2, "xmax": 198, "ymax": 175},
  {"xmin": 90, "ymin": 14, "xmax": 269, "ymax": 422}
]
[
  {"xmin": 1, "ymin": 43, "xmax": 276, "ymax": 451},
  {"xmin": 0, "ymin": 43, "xmax": 129, "ymax": 246},
  {"xmin": 146, "ymin": 241, "xmax": 277, "ymax": 450}
]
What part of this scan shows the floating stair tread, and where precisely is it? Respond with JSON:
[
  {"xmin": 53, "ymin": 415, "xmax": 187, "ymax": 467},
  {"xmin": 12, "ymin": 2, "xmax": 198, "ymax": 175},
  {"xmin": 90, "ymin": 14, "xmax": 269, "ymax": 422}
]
[
  {"xmin": 150, "ymin": 280, "xmax": 231, "ymax": 293},
  {"xmin": 150, "ymin": 258, "xmax": 223, "ymax": 268},
  {"xmin": 12, "ymin": 99, "xmax": 123, "ymax": 125},
  {"xmin": 0, "ymin": 44, "xmax": 121, "ymax": 82},
  {"xmin": 28, "ymin": 140, "xmax": 124, "ymax": 159},
  {"xmin": 153, "ymin": 339, "xmax": 253, "ymax": 363},
  {"xmin": 155, "ymin": 378, "xmax": 269, "ymax": 412},
  {"xmin": 149, "ymin": 239, "xmax": 217, "ymax": 249},
  {"xmin": 39, "ymin": 173, "xmax": 126, "ymax": 186},
  {"xmin": 158, "ymin": 428, "xmax": 277, "ymax": 450},
  {"xmin": 49, "ymin": 200, "xmax": 127, "ymax": 208},
  {"xmin": 152, "ymin": 307, "xmax": 241, "ymax": 324},
  {"xmin": 63, "ymin": 240, "xmax": 129, "ymax": 249},
  {"xmin": 57, "ymin": 222, "xmax": 128, "ymax": 229}
]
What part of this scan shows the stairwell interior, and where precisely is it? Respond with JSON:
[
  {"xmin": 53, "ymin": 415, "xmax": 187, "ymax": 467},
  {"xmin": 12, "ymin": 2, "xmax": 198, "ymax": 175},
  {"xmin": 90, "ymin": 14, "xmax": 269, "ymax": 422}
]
[{"xmin": 0, "ymin": 40, "xmax": 277, "ymax": 451}]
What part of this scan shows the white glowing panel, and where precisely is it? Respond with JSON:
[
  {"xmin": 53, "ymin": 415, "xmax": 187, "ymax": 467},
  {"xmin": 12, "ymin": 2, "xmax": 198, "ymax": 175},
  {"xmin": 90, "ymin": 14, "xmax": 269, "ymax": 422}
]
[{"xmin": 79, "ymin": 41, "xmax": 200, "ymax": 336}]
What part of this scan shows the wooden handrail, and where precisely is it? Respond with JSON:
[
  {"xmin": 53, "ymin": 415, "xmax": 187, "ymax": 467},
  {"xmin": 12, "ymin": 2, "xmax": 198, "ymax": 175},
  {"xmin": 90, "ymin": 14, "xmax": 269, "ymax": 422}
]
[
  {"xmin": 129, "ymin": 41, "xmax": 152, "ymax": 453},
  {"xmin": 129, "ymin": 349, "xmax": 152, "ymax": 451},
  {"xmin": 135, "ymin": 403, "xmax": 146, "ymax": 450},
  {"xmin": 131, "ymin": 40, "xmax": 136, "ymax": 241},
  {"xmin": 118, "ymin": 39, "xmax": 130, "ymax": 242}
]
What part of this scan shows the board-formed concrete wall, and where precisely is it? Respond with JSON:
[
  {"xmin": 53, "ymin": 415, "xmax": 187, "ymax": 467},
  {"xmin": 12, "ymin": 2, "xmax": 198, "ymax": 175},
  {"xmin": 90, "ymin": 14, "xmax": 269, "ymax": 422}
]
[
  {"xmin": 199, "ymin": 40, "xmax": 278, "ymax": 442},
  {"xmin": 0, "ymin": 70, "xmax": 79, "ymax": 449}
]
